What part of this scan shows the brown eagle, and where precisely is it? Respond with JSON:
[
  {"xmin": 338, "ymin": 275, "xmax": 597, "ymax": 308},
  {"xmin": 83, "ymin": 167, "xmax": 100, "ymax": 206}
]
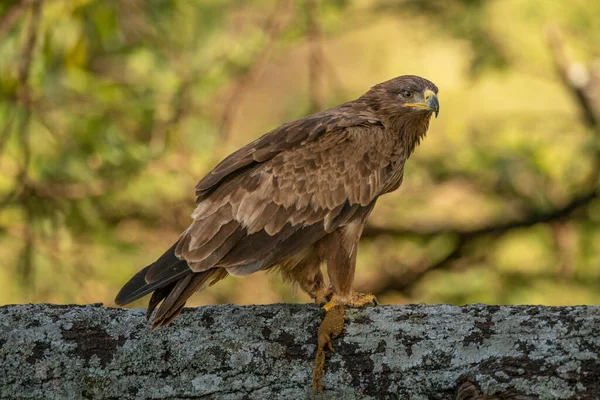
[{"xmin": 115, "ymin": 75, "xmax": 439, "ymax": 328}]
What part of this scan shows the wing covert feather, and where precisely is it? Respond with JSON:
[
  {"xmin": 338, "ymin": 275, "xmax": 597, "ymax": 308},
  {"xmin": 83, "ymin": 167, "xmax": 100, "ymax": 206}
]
[
  {"xmin": 195, "ymin": 107, "xmax": 380, "ymax": 202},
  {"xmin": 178, "ymin": 109, "xmax": 399, "ymax": 276}
]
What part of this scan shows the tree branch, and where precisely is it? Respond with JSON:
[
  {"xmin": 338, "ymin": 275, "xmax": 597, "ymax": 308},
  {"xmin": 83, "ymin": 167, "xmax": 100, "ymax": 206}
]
[
  {"xmin": 363, "ymin": 188, "xmax": 596, "ymax": 241},
  {"xmin": 1, "ymin": 303, "xmax": 597, "ymax": 399},
  {"xmin": 362, "ymin": 189, "xmax": 597, "ymax": 296},
  {"xmin": 0, "ymin": 0, "xmax": 30, "ymax": 38},
  {"xmin": 546, "ymin": 25, "xmax": 600, "ymax": 132},
  {"xmin": 359, "ymin": 236, "xmax": 471, "ymax": 296}
]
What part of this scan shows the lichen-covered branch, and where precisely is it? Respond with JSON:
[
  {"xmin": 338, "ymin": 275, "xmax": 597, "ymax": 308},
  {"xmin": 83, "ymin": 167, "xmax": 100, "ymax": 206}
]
[{"xmin": 0, "ymin": 304, "xmax": 599, "ymax": 399}]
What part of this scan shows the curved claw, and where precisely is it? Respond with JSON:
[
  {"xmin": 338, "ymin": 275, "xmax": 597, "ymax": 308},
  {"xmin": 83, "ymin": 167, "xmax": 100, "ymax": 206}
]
[{"xmin": 314, "ymin": 287, "xmax": 333, "ymax": 306}]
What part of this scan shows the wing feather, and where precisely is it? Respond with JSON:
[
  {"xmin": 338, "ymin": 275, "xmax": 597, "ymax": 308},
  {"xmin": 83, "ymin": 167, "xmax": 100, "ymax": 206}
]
[
  {"xmin": 187, "ymin": 203, "xmax": 233, "ymax": 249},
  {"xmin": 157, "ymin": 106, "xmax": 399, "ymax": 282},
  {"xmin": 246, "ymin": 202, "xmax": 279, "ymax": 234},
  {"xmin": 265, "ymin": 206, "xmax": 293, "ymax": 236},
  {"xmin": 181, "ymin": 220, "xmax": 240, "ymax": 263},
  {"xmin": 194, "ymin": 109, "xmax": 380, "ymax": 201}
]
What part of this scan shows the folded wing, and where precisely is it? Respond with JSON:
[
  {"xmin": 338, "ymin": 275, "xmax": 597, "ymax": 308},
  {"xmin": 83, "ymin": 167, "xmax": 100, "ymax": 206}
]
[{"xmin": 116, "ymin": 106, "xmax": 398, "ymax": 314}]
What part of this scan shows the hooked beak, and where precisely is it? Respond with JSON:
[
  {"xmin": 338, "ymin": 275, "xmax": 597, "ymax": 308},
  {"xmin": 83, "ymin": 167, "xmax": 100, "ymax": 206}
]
[
  {"xmin": 426, "ymin": 90, "xmax": 439, "ymax": 118},
  {"xmin": 406, "ymin": 89, "xmax": 439, "ymax": 118}
]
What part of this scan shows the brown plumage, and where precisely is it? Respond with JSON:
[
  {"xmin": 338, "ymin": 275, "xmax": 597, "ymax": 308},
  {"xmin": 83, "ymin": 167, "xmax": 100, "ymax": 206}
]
[{"xmin": 115, "ymin": 75, "xmax": 439, "ymax": 328}]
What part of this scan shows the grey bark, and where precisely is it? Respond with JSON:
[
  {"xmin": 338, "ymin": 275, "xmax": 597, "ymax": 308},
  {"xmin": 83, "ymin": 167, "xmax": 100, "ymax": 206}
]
[{"xmin": 0, "ymin": 303, "xmax": 598, "ymax": 400}]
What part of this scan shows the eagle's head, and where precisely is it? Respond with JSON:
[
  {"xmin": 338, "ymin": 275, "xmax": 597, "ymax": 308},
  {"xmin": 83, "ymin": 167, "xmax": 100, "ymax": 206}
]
[
  {"xmin": 363, "ymin": 75, "xmax": 439, "ymax": 120},
  {"xmin": 361, "ymin": 75, "xmax": 439, "ymax": 154}
]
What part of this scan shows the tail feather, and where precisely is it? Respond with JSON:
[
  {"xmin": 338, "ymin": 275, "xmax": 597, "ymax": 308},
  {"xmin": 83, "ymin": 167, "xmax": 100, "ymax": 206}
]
[
  {"xmin": 115, "ymin": 239, "xmax": 229, "ymax": 329},
  {"xmin": 156, "ymin": 303, "xmax": 186, "ymax": 328},
  {"xmin": 114, "ymin": 241, "xmax": 192, "ymax": 306},
  {"xmin": 145, "ymin": 242, "xmax": 191, "ymax": 283},
  {"xmin": 115, "ymin": 264, "xmax": 190, "ymax": 306},
  {"xmin": 153, "ymin": 274, "xmax": 194, "ymax": 323},
  {"xmin": 146, "ymin": 280, "xmax": 178, "ymax": 320},
  {"xmin": 150, "ymin": 268, "xmax": 228, "ymax": 329}
]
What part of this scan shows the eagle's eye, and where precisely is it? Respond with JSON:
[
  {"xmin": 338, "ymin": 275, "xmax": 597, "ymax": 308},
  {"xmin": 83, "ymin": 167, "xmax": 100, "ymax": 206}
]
[{"xmin": 400, "ymin": 90, "xmax": 413, "ymax": 99}]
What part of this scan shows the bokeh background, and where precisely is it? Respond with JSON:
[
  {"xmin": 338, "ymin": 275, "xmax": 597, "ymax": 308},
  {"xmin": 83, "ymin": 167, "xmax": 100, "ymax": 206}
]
[{"xmin": 1, "ymin": 0, "xmax": 600, "ymax": 308}]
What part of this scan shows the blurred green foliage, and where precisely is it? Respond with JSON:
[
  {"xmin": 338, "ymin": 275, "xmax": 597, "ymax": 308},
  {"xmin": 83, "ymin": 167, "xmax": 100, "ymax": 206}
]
[{"xmin": 1, "ymin": 0, "xmax": 599, "ymax": 308}]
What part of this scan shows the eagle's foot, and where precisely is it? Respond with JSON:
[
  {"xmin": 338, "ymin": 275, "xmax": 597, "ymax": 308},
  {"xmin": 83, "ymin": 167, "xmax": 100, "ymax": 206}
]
[
  {"xmin": 312, "ymin": 305, "xmax": 345, "ymax": 397},
  {"xmin": 313, "ymin": 287, "xmax": 333, "ymax": 306},
  {"xmin": 323, "ymin": 292, "xmax": 377, "ymax": 312}
]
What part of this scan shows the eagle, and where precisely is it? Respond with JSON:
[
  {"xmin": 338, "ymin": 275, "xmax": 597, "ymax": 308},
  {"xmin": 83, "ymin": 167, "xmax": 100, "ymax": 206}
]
[{"xmin": 115, "ymin": 75, "xmax": 439, "ymax": 329}]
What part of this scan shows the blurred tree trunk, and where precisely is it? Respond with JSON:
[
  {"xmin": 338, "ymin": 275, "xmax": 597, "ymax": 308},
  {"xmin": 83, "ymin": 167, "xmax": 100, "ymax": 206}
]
[{"xmin": 1, "ymin": 303, "xmax": 598, "ymax": 399}]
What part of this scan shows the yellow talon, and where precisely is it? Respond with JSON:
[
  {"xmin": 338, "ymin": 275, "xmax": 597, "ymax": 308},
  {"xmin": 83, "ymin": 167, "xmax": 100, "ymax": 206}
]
[
  {"xmin": 323, "ymin": 300, "xmax": 338, "ymax": 312},
  {"xmin": 313, "ymin": 287, "xmax": 333, "ymax": 307},
  {"xmin": 322, "ymin": 292, "xmax": 377, "ymax": 311}
]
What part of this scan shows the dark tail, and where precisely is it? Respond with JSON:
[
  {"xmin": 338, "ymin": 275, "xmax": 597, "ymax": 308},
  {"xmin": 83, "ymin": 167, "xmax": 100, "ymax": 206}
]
[
  {"xmin": 114, "ymin": 242, "xmax": 228, "ymax": 329},
  {"xmin": 146, "ymin": 268, "xmax": 227, "ymax": 329},
  {"xmin": 115, "ymin": 242, "xmax": 191, "ymax": 306}
]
